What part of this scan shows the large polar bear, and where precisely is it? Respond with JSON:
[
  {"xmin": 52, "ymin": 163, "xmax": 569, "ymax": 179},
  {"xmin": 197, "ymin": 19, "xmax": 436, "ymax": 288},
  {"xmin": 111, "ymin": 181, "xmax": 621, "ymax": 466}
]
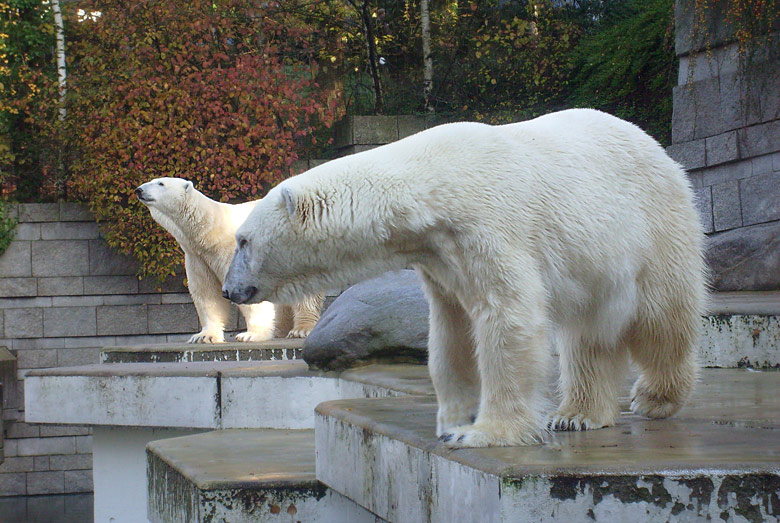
[
  {"xmin": 223, "ymin": 109, "xmax": 705, "ymax": 448},
  {"xmin": 136, "ymin": 178, "xmax": 322, "ymax": 343}
]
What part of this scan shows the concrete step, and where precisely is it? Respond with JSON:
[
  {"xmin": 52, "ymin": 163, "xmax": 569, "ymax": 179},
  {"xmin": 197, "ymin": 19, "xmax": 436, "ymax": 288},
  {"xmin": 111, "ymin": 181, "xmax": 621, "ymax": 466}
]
[
  {"xmin": 26, "ymin": 360, "xmax": 433, "ymax": 429},
  {"xmin": 147, "ymin": 429, "xmax": 378, "ymax": 523},
  {"xmin": 101, "ymin": 338, "xmax": 304, "ymax": 364},
  {"xmin": 315, "ymin": 369, "xmax": 780, "ymax": 522}
]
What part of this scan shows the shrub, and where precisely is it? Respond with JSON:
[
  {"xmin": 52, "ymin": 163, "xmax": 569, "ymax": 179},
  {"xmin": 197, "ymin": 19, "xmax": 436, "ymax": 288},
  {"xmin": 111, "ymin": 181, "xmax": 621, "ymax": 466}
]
[{"xmin": 63, "ymin": 0, "xmax": 343, "ymax": 281}]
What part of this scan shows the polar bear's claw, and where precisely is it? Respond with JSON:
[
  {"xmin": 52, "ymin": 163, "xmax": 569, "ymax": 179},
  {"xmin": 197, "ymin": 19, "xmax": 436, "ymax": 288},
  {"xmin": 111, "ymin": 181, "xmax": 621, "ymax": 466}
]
[
  {"xmin": 235, "ymin": 331, "xmax": 273, "ymax": 343},
  {"xmin": 286, "ymin": 327, "xmax": 312, "ymax": 338},
  {"xmin": 188, "ymin": 332, "xmax": 224, "ymax": 344}
]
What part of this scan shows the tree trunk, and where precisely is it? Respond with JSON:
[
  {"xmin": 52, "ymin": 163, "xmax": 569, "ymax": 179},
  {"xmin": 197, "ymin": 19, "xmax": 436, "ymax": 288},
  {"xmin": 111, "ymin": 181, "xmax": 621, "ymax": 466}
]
[
  {"xmin": 359, "ymin": 0, "xmax": 384, "ymax": 114},
  {"xmin": 421, "ymin": 0, "xmax": 433, "ymax": 113},
  {"xmin": 52, "ymin": 0, "xmax": 67, "ymax": 120}
]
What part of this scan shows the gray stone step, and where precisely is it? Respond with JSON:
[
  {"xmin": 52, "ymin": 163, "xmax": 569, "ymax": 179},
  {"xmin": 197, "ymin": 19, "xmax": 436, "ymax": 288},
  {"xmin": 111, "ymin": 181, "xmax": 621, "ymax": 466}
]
[
  {"xmin": 100, "ymin": 339, "xmax": 304, "ymax": 364},
  {"xmin": 315, "ymin": 369, "xmax": 780, "ymax": 522},
  {"xmin": 147, "ymin": 429, "xmax": 379, "ymax": 522}
]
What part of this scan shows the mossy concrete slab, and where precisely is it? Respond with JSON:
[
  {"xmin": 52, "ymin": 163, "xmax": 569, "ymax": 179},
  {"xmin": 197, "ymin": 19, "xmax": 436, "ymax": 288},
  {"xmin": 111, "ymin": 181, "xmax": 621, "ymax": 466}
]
[
  {"xmin": 316, "ymin": 369, "xmax": 780, "ymax": 522},
  {"xmin": 101, "ymin": 338, "xmax": 304, "ymax": 364},
  {"xmin": 147, "ymin": 429, "xmax": 377, "ymax": 522}
]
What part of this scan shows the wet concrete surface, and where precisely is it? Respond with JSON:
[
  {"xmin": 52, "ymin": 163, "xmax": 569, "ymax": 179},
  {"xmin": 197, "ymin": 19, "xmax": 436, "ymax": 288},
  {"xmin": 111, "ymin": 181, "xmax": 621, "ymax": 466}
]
[
  {"xmin": 147, "ymin": 429, "xmax": 317, "ymax": 490},
  {"xmin": 317, "ymin": 368, "xmax": 780, "ymax": 476}
]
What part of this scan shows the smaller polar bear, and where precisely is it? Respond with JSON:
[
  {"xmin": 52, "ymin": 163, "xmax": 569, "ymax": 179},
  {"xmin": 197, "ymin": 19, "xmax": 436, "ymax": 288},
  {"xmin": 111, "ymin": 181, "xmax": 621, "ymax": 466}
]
[
  {"xmin": 136, "ymin": 177, "xmax": 322, "ymax": 343},
  {"xmin": 222, "ymin": 109, "xmax": 705, "ymax": 448}
]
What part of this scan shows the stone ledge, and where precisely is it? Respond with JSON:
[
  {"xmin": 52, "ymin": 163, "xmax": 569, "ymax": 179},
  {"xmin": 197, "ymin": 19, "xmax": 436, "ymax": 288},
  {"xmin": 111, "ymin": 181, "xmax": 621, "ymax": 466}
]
[
  {"xmin": 100, "ymin": 338, "xmax": 305, "ymax": 364},
  {"xmin": 316, "ymin": 369, "xmax": 780, "ymax": 522},
  {"xmin": 24, "ymin": 359, "xmax": 432, "ymax": 429},
  {"xmin": 147, "ymin": 429, "xmax": 377, "ymax": 523}
]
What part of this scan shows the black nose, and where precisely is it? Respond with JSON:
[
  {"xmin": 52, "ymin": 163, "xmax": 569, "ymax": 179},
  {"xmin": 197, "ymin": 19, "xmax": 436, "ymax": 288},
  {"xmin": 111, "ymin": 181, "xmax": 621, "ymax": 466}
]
[
  {"xmin": 222, "ymin": 289, "xmax": 231, "ymax": 300},
  {"xmin": 135, "ymin": 187, "xmax": 142, "ymax": 197}
]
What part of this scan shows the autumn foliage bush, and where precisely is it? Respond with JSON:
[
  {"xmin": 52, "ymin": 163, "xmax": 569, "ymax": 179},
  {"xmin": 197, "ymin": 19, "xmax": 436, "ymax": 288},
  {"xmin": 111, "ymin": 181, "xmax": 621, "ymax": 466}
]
[{"xmin": 62, "ymin": 0, "xmax": 342, "ymax": 280}]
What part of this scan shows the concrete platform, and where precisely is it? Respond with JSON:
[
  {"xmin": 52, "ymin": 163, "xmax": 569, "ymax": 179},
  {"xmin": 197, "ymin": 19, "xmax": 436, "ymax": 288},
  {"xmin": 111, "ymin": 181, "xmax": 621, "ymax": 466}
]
[
  {"xmin": 316, "ymin": 369, "xmax": 780, "ymax": 522},
  {"xmin": 147, "ymin": 429, "xmax": 377, "ymax": 522},
  {"xmin": 101, "ymin": 339, "xmax": 304, "ymax": 364},
  {"xmin": 25, "ymin": 361, "xmax": 432, "ymax": 429}
]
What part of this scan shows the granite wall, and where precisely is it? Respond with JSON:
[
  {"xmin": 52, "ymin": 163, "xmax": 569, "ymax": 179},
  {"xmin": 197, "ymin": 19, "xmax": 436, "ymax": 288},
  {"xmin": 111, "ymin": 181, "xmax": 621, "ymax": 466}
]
[{"xmin": 669, "ymin": 0, "xmax": 780, "ymax": 291}]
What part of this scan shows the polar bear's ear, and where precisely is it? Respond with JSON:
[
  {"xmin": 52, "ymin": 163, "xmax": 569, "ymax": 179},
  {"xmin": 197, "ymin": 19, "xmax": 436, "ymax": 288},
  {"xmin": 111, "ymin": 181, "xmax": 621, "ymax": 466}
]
[
  {"xmin": 184, "ymin": 180, "xmax": 193, "ymax": 193},
  {"xmin": 280, "ymin": 186, "xmax": 296, "ymax": 217}
]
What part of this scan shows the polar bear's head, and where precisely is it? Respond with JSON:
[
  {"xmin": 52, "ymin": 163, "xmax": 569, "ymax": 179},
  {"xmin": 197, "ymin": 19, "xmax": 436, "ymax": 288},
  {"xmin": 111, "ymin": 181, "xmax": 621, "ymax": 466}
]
[
  {"xmin": 135, "ymin": 177, "xmax": 194, "ymax": 216},
  {"xmin": 222, "ymin": 176, "xmax": 415, "ymax": 306}
]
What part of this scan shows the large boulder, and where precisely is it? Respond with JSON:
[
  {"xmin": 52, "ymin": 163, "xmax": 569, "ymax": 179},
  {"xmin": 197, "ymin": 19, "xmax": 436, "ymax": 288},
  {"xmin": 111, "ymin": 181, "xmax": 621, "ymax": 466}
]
[
  {"xmin": 303, "ymin": 270, "xmax": 429, "ymax": 370},
  {"xmin": 706, "ymin": 222, "xmax": 780, "ymax": 291}
]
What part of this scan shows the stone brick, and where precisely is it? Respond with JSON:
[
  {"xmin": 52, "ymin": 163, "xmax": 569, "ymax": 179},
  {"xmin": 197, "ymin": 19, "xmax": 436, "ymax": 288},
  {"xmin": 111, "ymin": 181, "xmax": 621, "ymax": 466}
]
[
  {"xmin": 0, "ymin": 241, "xmax": 32, "ymax": 277},
  {"xmin": 290, "ymin": 159, "xmax": 309, "ymax": 175},
  {"xmin": 40, "ymin": 222, "xmax": 99, "ymax": 240},
  {"xmin": 59, "ymin": 202, "xmax": 92, "ymax": 222},
  {"xmin": 49, "ymin": 454, "xmax": 92, "ymax": 470},
  {"xmin": 62, "ymin": 336, "xmax": 109, "ymax": 349},
  {"xmin": 63, "ymin": 470, "xmax": 92, "ymax": 493},
  {"xmin": 16, "ymin": 349, "xmax": 57, "ymax": 369},
  {"xmin": 138, "ymin": 272, "xmax": 186, "ymax": 293},
  {"xmin": 37, "ymin": 277, "xmax": 84, "ymax": 296},
  {"xmin": 40, "ymin": 426, "xmax": 91, "ymax": 438},
  {"xmin": 161, "ymin": 292, "xmax": 192, "ymax": 304},
  {"xmin": 752, "ymin": 153, "xmax": 774, "ymax": 175},
  {"xmin": 336, "ymin": 115, "xmax": 398, "ymax": 147},
  {"xmin": 18, "ymin": 203, "xmax": 59, "ymax": 223},
  {"xmin": 18, "ymin": 436, "xmax": 76, "ymax": 457},
  {"xmin": 774, "ymin": 152, "xmax": 780, "ymax": 172},
  {"xmin": 51, "ymin": 295, "xmax": 103, "ymax": 307},
  {"xmin": 705, "ymin": 131, "xmax": 738, "ymax": 166},
  {"xmin": 738, "ymin": 119, "xmax": 780, "ymax": 159},
  {"xmin": 6, "ymin": 421, "xmax": 40, "ymax": 439},
  {"xmin": 692, "ymin": 78, "xmax": 724, "ymax": 139},
  {"xmin": 675, "ymin": 0, "xmax": 736, "ymax": 56},
  {"xmin": 12, "ymin": 337, "xmax": 63, "ymax": 350},
  {"xmin": 148, "ymin": 303, "xmax": 199, "ymax": 334},
  {"xmin": 27, "ymin": 470, "xmax": 64, "ymax": 495},
  {"xmin": 718, "ymin": 71, "xmax": 744, "ymax": 133},
  {"xmin": 102, "ymin": 294, "xmax": 160, "ymax": 305},
  {"xmin": 0, "ymin": 457, "xmax": 33, "ymax": 473},
  {"xmin": 693, "ymin": 186, "xmax": 714, "ymax": 234},
  {"xmin": 88, "ymin": 239, "xmax": 139, "ymax": 276},
  {"xmin": 706, "ymin": 221, "xmax": 780, "ymax": 291},
  {"xmin": 0, "ymin": 296, "xmax": 51, "ymax": 309},
  {"xmin": 56, "ymin": 347, "xmax": 101, "ymax": 367},
  {"xmin": 0, "ymin": 472, "xmax": 27, "ymax": 495},
  {"xmin": 700, "ymin": 159, "xmax": 753, "ymax": 186},
  {"xmin": 397, "ymin": 115, "xmax": 427, "ymax": 139},
  {"xmin": 740, "ymin": 172, "xmax": 780, "ymax": 226},
  {"xmin": 97, "ymin": 304, "xmax": 147, "ymax": 335},
  {"xmin": 32, "ymin": 240, "xmax": 89, "ymax": 277},
  {"xmin": 43, "ymin": 307, "xmax": 97, "ymax": 337},
  {"xmin": 4, "ymin": 438, "xmax": 18, "ymax": 457},
  {"xmin": 75, "ymin": 435, "xmax": 92, "ymax": 454},
  {"xmin": 0, "ymin": 278, "xmax": 37, "ymax": 297},
  {"xmin": 672, "ymin": 85, "xmax": 695, "ymax": 143},
  {"xmin": 744, "ymin": 62, "xmax": 780, "ymax": 126},
  {"xmin": 13, "ymin": 223, "xmax": 41, "ymax": 241},
  {"xmin": 5, "ymin": 308, "xmax": 43, "ymax": 338},
  {"xmin": 84, "ymin": 275, "xmax": 138, "ymax": 295},
  {"xmin": 712, "ymin": 181, "xmax": 742, "ymax": 231},
  {"xmin": 34, "ymin": 456, "xmax": 50, "ymax": 471},
  {"xmin": 666, "ymin": 140, "xmax": 705, "ymax": 170}
]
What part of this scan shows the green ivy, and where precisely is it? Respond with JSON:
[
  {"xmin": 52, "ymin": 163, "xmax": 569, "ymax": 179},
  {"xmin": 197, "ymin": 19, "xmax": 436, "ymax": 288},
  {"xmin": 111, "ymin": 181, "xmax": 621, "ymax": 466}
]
[{"xmin": 0, "ymin": 200, "xmax": 16, "ymax": 255}]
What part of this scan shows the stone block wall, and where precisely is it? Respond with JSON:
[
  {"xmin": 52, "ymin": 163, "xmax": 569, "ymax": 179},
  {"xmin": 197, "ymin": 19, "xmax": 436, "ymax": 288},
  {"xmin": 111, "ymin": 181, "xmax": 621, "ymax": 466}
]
[
  {"xmin": 669, "ymin": 1, "xmax": 780, "ymax": 291},
  {"xmin": 0, "ymin": 202, "xmax": 210, "ymax": 496}
]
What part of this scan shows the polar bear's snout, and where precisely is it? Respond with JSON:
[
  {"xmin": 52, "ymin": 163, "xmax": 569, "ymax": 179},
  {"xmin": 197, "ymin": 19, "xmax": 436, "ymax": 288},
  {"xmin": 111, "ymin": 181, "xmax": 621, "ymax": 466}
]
[
  {"xmin": 135, "ymin": 186, "xmax": 153, "ymax": 204},
  {"xmin": 221, "ymin": 284, "xmax": 257, "ymax": 304}
]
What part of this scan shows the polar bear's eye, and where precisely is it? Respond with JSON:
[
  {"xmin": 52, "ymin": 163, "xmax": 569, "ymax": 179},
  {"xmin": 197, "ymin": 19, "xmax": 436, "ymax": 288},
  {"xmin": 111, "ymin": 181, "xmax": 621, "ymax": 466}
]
[
  {"xmin": 238, "ymin": 238, "xmax": 247, "ymax": 249},
  {"xmin": 158, "ymin": 182, "xmax": 164, "ymax": 187}
]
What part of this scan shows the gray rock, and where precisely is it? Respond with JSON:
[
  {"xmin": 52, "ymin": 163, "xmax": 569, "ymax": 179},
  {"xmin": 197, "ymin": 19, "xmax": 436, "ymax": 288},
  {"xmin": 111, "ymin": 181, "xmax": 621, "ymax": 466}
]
[
  {"xmin": 706, "ymin": 221, "xmax": 780, "ymax": 291},
  {"xmin": 304, "ymin": 270, "xmax": 429, "ymax": 370}
]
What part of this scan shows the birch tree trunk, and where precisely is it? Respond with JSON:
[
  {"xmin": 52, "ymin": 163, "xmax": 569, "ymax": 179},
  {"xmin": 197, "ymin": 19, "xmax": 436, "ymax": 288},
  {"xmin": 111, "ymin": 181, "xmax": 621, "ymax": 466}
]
[
  {"xmin": 52, "ymin": 0, "xmax": 67, "ymax": 120},
  {"xmin": 421, "ymin": 0, "xmax": 433, "ymax": 113}
]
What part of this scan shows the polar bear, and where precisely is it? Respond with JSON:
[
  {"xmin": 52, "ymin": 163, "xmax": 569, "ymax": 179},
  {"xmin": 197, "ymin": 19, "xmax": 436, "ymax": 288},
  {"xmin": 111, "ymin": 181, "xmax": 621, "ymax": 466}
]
[
  {"xmin": 222, "ymin": 109, "xmax": 705, "ymax": 448},
  {"xmin": 136, "ymin": 177, "xmax": 322, "ymax": 343}
]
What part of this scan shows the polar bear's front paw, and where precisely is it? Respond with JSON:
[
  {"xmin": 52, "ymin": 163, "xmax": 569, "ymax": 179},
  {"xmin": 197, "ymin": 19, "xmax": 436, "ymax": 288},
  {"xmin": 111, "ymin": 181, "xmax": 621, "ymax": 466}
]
[
  {"xmin": 188, "ymin": 331, "xmax": 224, "ymax": 344},
  {"xmin": 630, "ymin": 381, "xmax": 680, "ymax": 419},
  {"xmin": 548, "ymin": 412, "xmax": 607, "ymax": 431},
  {"xmin": 438, "ymin": 421, "xmax": 544, "ymax": 449},
  {"xmin": 286, "ymin": 326, "xmax": 313, "ymax": 338},
  {"xmin": 436, "ymin": 405, "xmax": 477, "ymax": 436},
  {"xmin": 235, "ymin": 330, "xmax": 273, "ymax": 343}
]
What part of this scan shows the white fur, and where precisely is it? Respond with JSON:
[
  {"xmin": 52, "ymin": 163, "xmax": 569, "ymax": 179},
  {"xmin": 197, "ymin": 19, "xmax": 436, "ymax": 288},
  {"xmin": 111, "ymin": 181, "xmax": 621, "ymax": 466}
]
[
  {"xmin": 224, "ymin": 109, "xmax": 706, "ymax": 447},
  {"xmin": 136, "ymin": 177, "xmax": 322, "ymax": 343}
]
